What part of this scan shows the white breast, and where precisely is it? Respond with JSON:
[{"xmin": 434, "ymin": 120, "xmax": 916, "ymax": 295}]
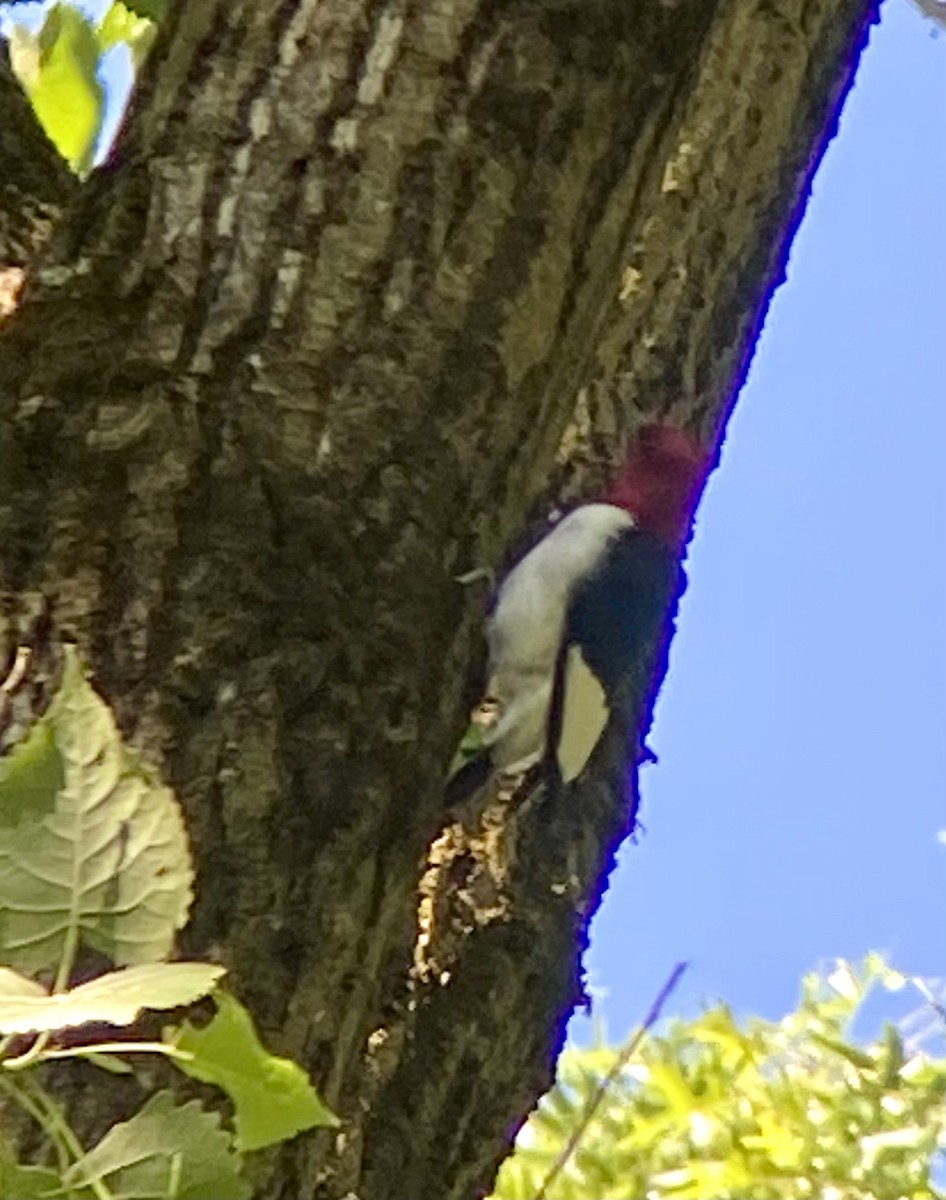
[{"xmin": 484, "ymin": 503, "xmax": 633, "ymax": 772}]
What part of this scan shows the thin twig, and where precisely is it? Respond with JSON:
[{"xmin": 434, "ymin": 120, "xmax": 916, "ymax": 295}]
[
  {"xmin": 0, "ymin": 644, "xmax": 31, "ymax": 733},
  {"xmin": 912, "ymin": 977, "xmax": 946, "ymax": 1028},
  {"xmin": 0, "ymin": 645, "xmax": 31, "ymax": 695},
  {"xmin": 2, "ymin": 1028, "xmax": 52, "ymax": 1070},
  {"xmin": 908, "ymin": 0, "xmax": 946, "ymax": 32},
  {"xmin": 36, "ymin": 1040, "xmax": 194, "ymax": 1064},
  {"xmin": 531, "ymin": 961, "xmax": 688, "ymax": 1200}
]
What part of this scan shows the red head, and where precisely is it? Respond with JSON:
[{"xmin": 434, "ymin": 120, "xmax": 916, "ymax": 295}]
[{"xmin": 601, "ymin": 423, "xmax": 708, "ymax": 545}]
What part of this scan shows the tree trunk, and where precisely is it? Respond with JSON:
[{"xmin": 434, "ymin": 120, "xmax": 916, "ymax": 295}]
[{"xmin": 0, "ymin": 1, "xmax": 876, "ymax": 1196}]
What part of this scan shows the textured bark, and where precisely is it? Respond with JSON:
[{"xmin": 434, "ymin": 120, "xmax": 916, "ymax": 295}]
[
  {"xmin": 0, "ymin": 43, "xmax": 77, "ymax": 269},
  {"xmin": 0, "ymin": 1, "xmax": 876, "ymax": 1197}
]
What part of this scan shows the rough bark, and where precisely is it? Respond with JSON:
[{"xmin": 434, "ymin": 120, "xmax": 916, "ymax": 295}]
[
  {"xmin": 0, "ymin": 0, "xmax": 876, "ymax": 1197},
  {"xmin": 0, "ymin": 41, "xmax": 77, "ymax": 317}
]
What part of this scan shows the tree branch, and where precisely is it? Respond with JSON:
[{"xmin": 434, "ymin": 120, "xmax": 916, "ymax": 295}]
[{"xmin": 907, "ymin": 0, "xmax": 946, "ymax": 30}]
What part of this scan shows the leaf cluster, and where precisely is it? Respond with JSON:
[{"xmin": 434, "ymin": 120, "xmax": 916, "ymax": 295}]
[
  {"xmin": 0, "ymin": 647, "xmax": 336, "ymax": 1200},
  {"xmin": 3, "ymin": 0, "xmax": 163, "ymax": 174},
  {"xmin": 493, "ymin": 957, "xmax": 946, "ymax": 1200}
]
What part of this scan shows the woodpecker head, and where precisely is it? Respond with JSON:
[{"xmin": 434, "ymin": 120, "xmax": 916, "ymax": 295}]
[{"xmin": 602, "ymin": 423, "xmax": 708, "ymax": 545}]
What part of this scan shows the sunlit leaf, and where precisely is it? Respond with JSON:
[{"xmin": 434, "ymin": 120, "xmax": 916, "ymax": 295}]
[
  {"xmin": 64, "ymin": 1092, "xmax": 250, "ymax": 1200},
  {"xmin": 490, "ymin": 958, "xmax": 946, "ymax": 1200},
  {"xmin": 167, "ymin": 992, "xmax": 339, "ymax": 1151},
  {"xmin": 0, "ymin": 646, "xmax": 194, "ymax": 975},
  {"xmin": 9, "ymin": 4, "xmax": 104, "ymax": 173},
  {"xmin": 0, "ymin": 1161, "xmax": 64, "ymax": 1200},
  {"xmin": 96, "ymin": 0, "xmax": 157, "ymax": 68},
  {"xmin": 0, "ymin": 962, "xmax": 225, "ymax": 1035}
]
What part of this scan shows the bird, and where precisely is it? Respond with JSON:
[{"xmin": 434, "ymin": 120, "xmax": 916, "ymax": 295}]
[{"xmin": 447, "ymin": 422, "xmax": 708, "ymax": 812}]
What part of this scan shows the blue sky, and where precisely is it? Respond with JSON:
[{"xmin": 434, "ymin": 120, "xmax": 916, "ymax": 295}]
[{"xmin": 580, "ymin": 0, "xmax": 946, "ymax": 1040}]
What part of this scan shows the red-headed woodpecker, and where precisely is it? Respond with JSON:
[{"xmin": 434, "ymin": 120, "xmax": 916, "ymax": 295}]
[{"xmin": 449, "ymin": 423, "xmax": 708, "ymax": 805}]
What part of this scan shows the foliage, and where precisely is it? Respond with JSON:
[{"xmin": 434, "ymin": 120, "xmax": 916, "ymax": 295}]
[
  {"xmin": 6, "ymin": 4, "xmax": 103, "ymax": 174},
  {"xmin": 169, "ymin": 991, "xmax": 340, "ymax": 1152},
  {"xmin": 4, "ymin": 0, "xmax": 161, "ymax": 174},
  {"xmin": 0, "ymin": 647, "xmax": 193, "ymax": 976},
  {"xmin": 0, "ymin": 647, "xmax": 336, "ymax": 1200},
  {"xmin": 62, "ymin": 1093, "xmax": 249, "ymax": 1200},
  {"xmin": 492, "ymin": 955, "xmax": 946, "ymax": 1200}
]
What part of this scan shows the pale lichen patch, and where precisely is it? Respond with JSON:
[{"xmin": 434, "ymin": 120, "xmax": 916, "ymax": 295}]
[{"xmin": 357, "ymin": 14, "xmax": 405, "ymax": 107}]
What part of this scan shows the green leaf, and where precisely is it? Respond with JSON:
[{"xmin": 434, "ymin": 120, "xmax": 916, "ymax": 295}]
[
  {"xmin": 87, "ymin": 1050, "xmax": 135, "ymax": 1074},
  {"xmin": 8, "ymin": 4, "xmax": 104, "ymax": 174},
  {"xmin": 0, "ymin": 1161, "xmax": 64, "ymax": 1199},
  {"xmin": 447, "ymin": 719, "xmax": 490, "ymax": 779},
  {"xmin": 0, "ymin": 646, "xmax": 194, "ymax": 975},
  {"xmin": 879, "ymin": 1021, "xmax": 906, "ymax": 1085},
  {"xmin": 809, "ymin": 1031, "xmax": 876, "ymax": 1071},
  {"xmin": 168, "ymin": 992, "xmax": 339, "ymax": 1151},
  {"xmin": 64, "ymin": 1091, "xmax": 251, "ymax": 1200},
  {"xmin": 860, "ymin": 1125, "xmax": 929, "ymax": 1169},
  {"xmin": 491, "ymin": 957, "xmax": 946, "ymax": 1200},
  {"xmin": 96, "ymin": 0, "xmax": 157, "ymax": 68},
  {"xmin": 0, "ymin": 962, "xmax": 225, "ymax": 1035},
  {"xmin": 0, "ymin": 720, "xmax": 63, "ymax": 829}
]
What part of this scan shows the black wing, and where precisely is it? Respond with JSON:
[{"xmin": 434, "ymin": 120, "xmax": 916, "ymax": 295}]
[{"xmin": 546, "ymin": 528, "xmax": 682, "ymax": 790}]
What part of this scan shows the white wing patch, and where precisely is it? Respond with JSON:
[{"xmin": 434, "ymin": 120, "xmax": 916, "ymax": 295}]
[{"xmin": 557, "ymin": 645, "xmax": 609, "ymax": 783}]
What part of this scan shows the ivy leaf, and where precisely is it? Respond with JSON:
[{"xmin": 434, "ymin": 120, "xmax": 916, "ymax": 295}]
[
  {"xmin": 167, "ymin": 992, "xmax": 340, "ymax": 1151},
  {"xmin": 0, "ymin": 646, "xmax": 194, "ymax": 975},
  {"xmin": 0, "ymin": 962, "xmax": 225, "ymax": 1035},
  {"xmin": 64, "ymin": 1092, "xmax": 250, "ymax": 1200}
]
